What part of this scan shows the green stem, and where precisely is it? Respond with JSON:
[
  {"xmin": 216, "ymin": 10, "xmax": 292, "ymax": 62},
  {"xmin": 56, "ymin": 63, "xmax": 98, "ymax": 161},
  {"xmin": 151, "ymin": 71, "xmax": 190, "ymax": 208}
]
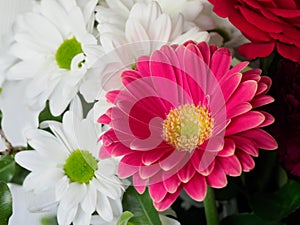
[{"xmin": 204, "ymin": 186, "xmax": 219, "ymax": 225}]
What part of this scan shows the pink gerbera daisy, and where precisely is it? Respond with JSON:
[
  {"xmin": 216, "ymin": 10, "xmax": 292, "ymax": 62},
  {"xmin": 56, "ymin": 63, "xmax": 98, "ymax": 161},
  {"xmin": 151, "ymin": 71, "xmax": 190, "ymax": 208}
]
[{"xmin": 98, "ymin": 41, "xmax": 277, "ymax": 211}]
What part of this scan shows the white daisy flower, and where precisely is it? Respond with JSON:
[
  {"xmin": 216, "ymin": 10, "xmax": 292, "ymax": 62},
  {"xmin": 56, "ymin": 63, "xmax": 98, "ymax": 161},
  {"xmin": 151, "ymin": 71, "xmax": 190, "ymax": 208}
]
[
  {"xmin": 80, "ymin": 1, "xmax": 209, "ymax": 102},
  {"xmin": 7, "ymin": 0, "xmax": 103, "ymax": 116},
  {"xmin": 96, "ymin": 0, "xmax": 204, "ymax": 32},
  {"xmin": 15, "ymin": 97, "xmax": 126, "ymax": 225}
]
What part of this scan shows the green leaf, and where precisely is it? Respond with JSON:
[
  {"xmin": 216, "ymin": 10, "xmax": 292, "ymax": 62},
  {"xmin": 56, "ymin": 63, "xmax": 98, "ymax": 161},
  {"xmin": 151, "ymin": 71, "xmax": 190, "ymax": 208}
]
[
  {"xmin": 0, "ymin": 155, "xmax": 16, "ymax": 183},
  {"xmin": 221, "ymin": 213, "xmax": 285, "ymax": 225},
  {"xmin": 123, "ymin": 187, "xmax": 162, "ymax": 225},
  {"xmin": 250, "ymin": 179, "xmax": 300, "ymax": 221},
  {"xmin": 0, "ymin": 182, "xmax": 13, "ymax": 225},
  {"xmin": 40, "ymin": 216, "xmax": 58, "ymax": 225},
  {"xmin": 116, "ymin": 211, "xmax": 134, "ymax": 225},
  {"xmin": 39, "ymin": 102, "xmax": 62, "ymax": 123},
  {"xmin": 10, "ymin": 163, "xmax": 30, "ymax": 185}
]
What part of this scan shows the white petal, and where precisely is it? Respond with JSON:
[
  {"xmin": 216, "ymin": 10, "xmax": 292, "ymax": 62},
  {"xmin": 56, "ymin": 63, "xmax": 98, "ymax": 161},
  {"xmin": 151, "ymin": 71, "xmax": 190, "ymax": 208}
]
[
  {"xmin": 60, "ymin": 182, "xmax": 87, "ymax": 211},
  {"xmin": 96, "ymin": 193, "xmax": 113, "ymax": 222},
  {"xmin": 81, "ymin": 183, "xmax": 97, "ymax": 214},
  {"xmin": 57, "ymin": 202, "xmax": 78, "ymax": 225},
  {"xmin": 15, "ymin": 150, "xmax": 52, "ymax": 172},
  {"xmin": 109, "ymin": 198, "xmax": 123, "ymax": 217},
  {"xmin": 26, "ymin": 129, "xmax": 68, "ymax": 162},
  {"xmin": 0, "ymin": 0, "xmax": 32, "ymax": 37},
  {"xmin": 159, "ymin": 215, "xmax": 181, "ymax": 225},
  {"xmin": 73, "ymin": 206, "xmax": 92, "ymax": 225},
  {"xmin": 0, "ymin": 81, "xmax": 40, "ymax": 146},
  {"xmin": 41, "ymin": 120, "xmax": 73, "ymax": 153},
  {"xmin": 55, "ymin": 176, "xmax": 70, "ymax": 201}
]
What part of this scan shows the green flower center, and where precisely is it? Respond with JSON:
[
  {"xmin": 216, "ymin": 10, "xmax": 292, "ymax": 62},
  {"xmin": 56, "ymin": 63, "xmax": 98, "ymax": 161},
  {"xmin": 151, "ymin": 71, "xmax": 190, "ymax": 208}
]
[
  {"xmin": 55, "ymin": 37, "xmax": 83, "ymax": 70},
  {"xmin": 64, "ymin": 149, "xmax": 98, "ymax": 184}
]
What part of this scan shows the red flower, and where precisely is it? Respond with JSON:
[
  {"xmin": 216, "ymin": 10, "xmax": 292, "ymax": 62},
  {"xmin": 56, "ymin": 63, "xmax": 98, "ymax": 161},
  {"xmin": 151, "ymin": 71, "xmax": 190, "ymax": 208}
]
[{"xmin": 209, "ymin": 0, "xmax": 300, "ymax": 63}]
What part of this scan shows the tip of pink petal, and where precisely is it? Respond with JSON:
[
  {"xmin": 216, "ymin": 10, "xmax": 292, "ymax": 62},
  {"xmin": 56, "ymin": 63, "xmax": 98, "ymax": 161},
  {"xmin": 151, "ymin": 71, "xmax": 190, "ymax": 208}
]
[{"xmin": 99, "ymin": 145, "xmax": 111, "ymax": 159}]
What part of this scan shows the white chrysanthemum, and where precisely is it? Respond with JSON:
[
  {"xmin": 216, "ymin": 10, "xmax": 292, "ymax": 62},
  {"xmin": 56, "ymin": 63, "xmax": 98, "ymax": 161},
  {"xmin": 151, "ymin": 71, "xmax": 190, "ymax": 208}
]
[
  {"xmin": 7, "ymin": 0, "xmax": 103, "ymax": 116},
  {"xmin": 15, "ymin": 97, "xmax": 126, "ymax": 225},
  {"xmin": 96, "ymin": 0, "xmax": 204, "ymax": 31},
  {"xmin": 80, "ymin": 1, "xmax": 209, "ymax": 102}
]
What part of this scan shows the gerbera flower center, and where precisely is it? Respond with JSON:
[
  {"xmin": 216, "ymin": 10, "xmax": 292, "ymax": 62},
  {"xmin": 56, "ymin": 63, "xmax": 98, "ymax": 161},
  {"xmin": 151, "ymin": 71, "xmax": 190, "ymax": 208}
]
[
  {"xmin": 64, "ymin": 149, "xmax": 98, "ymax": 184},
  {"xmin": 163, "ymin": 104, "xmax": 214, "ymax": 152},
  {"xmin": 55, "ymin": 37, "xmax": 83, "ymax": 70}
]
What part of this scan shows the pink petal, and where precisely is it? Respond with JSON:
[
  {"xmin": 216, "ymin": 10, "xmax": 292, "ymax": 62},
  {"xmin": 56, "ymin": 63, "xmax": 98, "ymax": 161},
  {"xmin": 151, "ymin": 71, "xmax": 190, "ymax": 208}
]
[
  {"xmin": 218, "ymin": 155, "xmax": 242, "ymax": 176},
  {"xmin": 133, "ymin": 173, "xmax": 147, "ymax": 194},
  {"xmin": 106, "ymin": 90, "xmax": 121, "ymax": 104},
  {"xmin": 206, "ymin": 163, "xmax": 228, "ymax": 188},
  {"xmin": 258, "ymin": 76, "xmax": 272, "ymax": 95},
  {"xmin": 118, "ymin": 161, "xmax": 138, "ymax": 178},
  {"xmin": 110, "ymin": 143, "xmax": 132, "ymax": 157},
  {"xmin": 99, "ymin": 145, "xmax": 112, "ymax": 159},
  {"xmin": 226, "ymin": 80, "xmax": 257, "ymax": 108},
  {"xmin": 240, "ymin": 129, "xmax": 278, "ymax": 150},
  {"xmin": 139, "ymin": 163, "xmax": 161, "ymax": 179},
  {"xmin": 252, "ymin": 95, "xmax": 274, "ymax": 108},
  {"xmin": 210, "ymin": 48, "xmax": 232, "ymax": 81},
  {"xmin": 228, "ymin": 61, "xmax": 249, "ymax": 74},
  {"xmin": 98, "ymin": 114, "xmax": 111, "ymax": 124},
  {"xmin": 101, "ymin": 129, "xmax": 117, "ymax": 147},
  {"xmin": 226, "ymin": 102, "xmax": 252, "ymax": 119},
  {"xmin": 184, "ymin": 173, "xmax": 207, "ymax": 201},
  {"xmin": 153, "ymin": 188, "xmax": 181, "ymax": 211},
  {"xmin": 256, "ymin": 82, "xmax": 268, "ymax": 96},
  {"xmin": 159, "ymin": 151, "xmax": 189, "ymax": 171},
  {"xmin": 196, "ymin": 42, "xmax": 211, "ymax": 65},
  {"xmin": 231, "ymin": 136, "xmax": 259, "ymax": 156},
  {"xmin": 219, "ymin": 72, "xmax": 242, "ymax": 102},
  {"xmin": 191, "ymin": 150, "xmax": 216, "ymax": 176},
  {"xmin": 258, "ymin": 111, "xmax": 275, "ymax": 127},
  {"xmin": 163, "ymin": 174, "xmax": 181, "ymax": 194},
  {"xmin": 136, "ymin": 55, "xmax": 151, "ymax": 76},
  {"xmin": 149, "ymin": 181, "xmax": 168, "ymax": 203},
  {"xmin": 177, "ymin": 162, "xmax": 196, "ymax": 183},
  {"xmin": 236, "ymin": 150, "xmax": 255, "ymax": 172},
  {"xmin": 142, "ymin": 148, "xmax": 170, "ymax": 166},
  {"xmin": 242, "ymin": 69, "xmax": 262, "ymax": 82},
  {"xmin": 225, "ymin": 111, "xmax": 265, "ymax": 136},
  {"xmin": 217, "ymin": 138, "xmax": 235, "ymax": 157},
  {"xmin": 150, "ymin": 48, "xmax": 178, "ymax": 82}
]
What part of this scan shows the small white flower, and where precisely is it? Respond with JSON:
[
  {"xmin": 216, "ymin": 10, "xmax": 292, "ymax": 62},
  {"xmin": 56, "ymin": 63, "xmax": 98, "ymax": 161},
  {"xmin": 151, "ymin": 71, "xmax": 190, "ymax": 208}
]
[
  {"xmin": 7, "ymin": 0, "xmax": 103, "ymax": 116},
  {"xmin": 15, "ymin": 97, "xmax": 126, "ymax": 225}
]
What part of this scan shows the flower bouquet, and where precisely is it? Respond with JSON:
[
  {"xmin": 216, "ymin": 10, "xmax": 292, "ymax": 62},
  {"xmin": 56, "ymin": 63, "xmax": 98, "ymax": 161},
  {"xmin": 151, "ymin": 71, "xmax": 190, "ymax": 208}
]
[{"xmin": 0, "ymin": 0, "xmax": 300, "ymax": 225}]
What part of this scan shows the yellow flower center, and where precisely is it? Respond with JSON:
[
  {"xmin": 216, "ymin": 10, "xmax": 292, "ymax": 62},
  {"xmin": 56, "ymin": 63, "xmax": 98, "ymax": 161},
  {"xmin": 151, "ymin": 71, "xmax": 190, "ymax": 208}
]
[{"xmin": 163, "ymin": 104, "xmax": 214, "ymax": 152}]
